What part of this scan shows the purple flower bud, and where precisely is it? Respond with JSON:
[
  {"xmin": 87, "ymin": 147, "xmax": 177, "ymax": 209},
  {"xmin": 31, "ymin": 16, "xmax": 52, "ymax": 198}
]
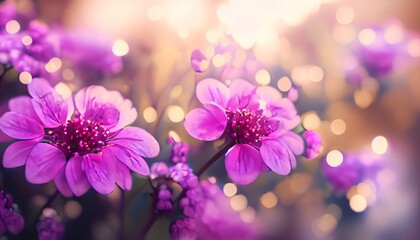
[
  {"xmin": 169, "ymin": 163, "xmax": 198, "ymax": 189},
  {"xmin": 0, "ymin": 189, "xmax": 24, "ymax": 235},
  {"xmin": 170, "ymin": 218, "xmax": 197, "ymax": 240},
  {"xmin": 190, "ymin": 49, "xmax": 207, "ymax": 73},
  {"xmin": 150, "ymin": 162, "xmax": 169, "ymax": 180},
  {"xmin": 287, "ymin": 87, "xmax": 299, "ymax": 102},
  {"xmin": 303, "ymin": 130, "xmax": 322, "ymax": 160},
  {"xmin": 170, "ymin": 141, "xmax": 189, "ymax": 164},
  {"xmin": 37, "ymin": 217, "xmax": 65, "ymax": 240}
]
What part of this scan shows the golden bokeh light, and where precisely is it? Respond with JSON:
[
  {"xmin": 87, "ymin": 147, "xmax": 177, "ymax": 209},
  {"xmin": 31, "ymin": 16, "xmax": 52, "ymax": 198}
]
[
  {"xmin": 54, "ymin": 82, "xmax": 72, "ymax": 99},
  {"xmin": 168, "ymin": 105, "xmax": 185, "ymax": 123},
  {"xmin": 21, "ymin": 35, "xmax": 33, "ymax": 46},
  {"xmin": 330, "ymin": 118, "xmax": 346, "ymax": 135},
  {"xmin": 5, "ymin": 20, "xmax": 20, "ymax": 34},
  {"xmin": 19, "ymin": 71, "xmax": 32, "ymax": 84},
  {"xmin": 326, "ymin": 150, "xmax": 344, "ymax": 167},
  {"xmin": 371, "ymin": 136, "xmax": 388, "ymax": 155},
  {"xmin": 359, "ymin": 28, "xmax": 377, "ymax": 46},
  {"xmin": 223, "ymin": 183, "xmax": 238, "ymax": 197},
  {"xmin": 230, "ymin": 194, "xmax": 248, "ymax": 212},
  {"xmin": 239, "ymin": 207, "xmax": 256, "ymax": 223},
  {"xmin": 260, "ymin": 192, "xmax": 278, "ymax": 208},
  {"xmin": 336, "ymin": 6, "xmax": 355, "ymax": 25},
  {"xmin": 45, "ymin": 57, "xmax": 63, "ymax": 73},
  {"xmin": 255, "ymin": 69, "xmax": 271, "ymax": 85},
  {"xmin": 277, "ymin": 76, "xmax": 292, "ymax": 92},
  {"xmin": 302, "ymin": 111, "xmax": 321, "ymax": 130},
  {"xmin": 349, "ymin": 194, "xmax": 367, "ymax": 212},
  {"xmin": 143, "ymin": 107, "xmax": 157, "ymax": 123},
  {"xmin": 112, "ymin": 39, "xmax": 129, "ymax": 57}
]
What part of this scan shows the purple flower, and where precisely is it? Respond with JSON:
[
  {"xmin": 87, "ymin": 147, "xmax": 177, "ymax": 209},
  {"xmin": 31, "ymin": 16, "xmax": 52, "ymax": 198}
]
[
  {"xmin": 156, "ymin": 186, "xmax": 173, "ymax": 211},
  {"xmin": 150, "ymin": 162, "xmax": 169, "ymax": 180},
  {"xmin": 37, "ymin": 217, "xmax": 65, "ymax": 240},
  {"xmin": 170, "ymin": 141, "xmax": 189, "ymax": 164},
  {"xmin": 176, "ymin": 180, "xmax": 257, "ymax": 240},
  {"xmin": 303, "ymin": 130, "xmax": 322, "ymax": 160},
  {"xmin": 184, "ymin": 78, "xmax": 304, "ymax": 184},
  {"xmin": 0, "ymin": 189, "xmax": 24, "ymax": 235},
  {"xmin": 168, "ymin": 163, "xmax": 198, "ymax": 189},
  {"xmin": 0, "ymin": 78, "xmax": 160, "ymax": 196}
]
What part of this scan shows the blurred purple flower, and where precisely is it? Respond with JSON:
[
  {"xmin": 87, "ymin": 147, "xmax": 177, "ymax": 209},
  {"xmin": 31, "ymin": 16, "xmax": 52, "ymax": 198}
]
[
  {"xmin": 190, "ymin": 49, "xmax": 207, "ymax": 73},
  {"xmin": 37, "ymin": 217, "xmax": 64, "ymax": 240},
  {"xmin": 156, "ymin": 186, "xmax": 173, "ymax": 211},
  {"xmin": 0, "ymin": 78, "xmax": 160, "ymax": 196},
  {"xmin": 150, "ymin": 162, "xmax": 169, "ymax": 180},
  {"xmin": 170, "ymin": 141, "xmax": 189, "ymax": 164},
  {"xmin": 303, "ymin": 130, "xmax": 322, "ymax": 160},
  {"xmin": 0, "ymin": 189, "xmax": 24, "ymax": 235},
  {"xmin": 176, "ymin": 180, "xmax": 257, "ymax": 240},
  {"xmin": 168, "ymin": 163, "xmax": 198, "ymax": 189},
  {"xmin": 184, "ymin": 78, "xmax": 303, "ymax": 184}
]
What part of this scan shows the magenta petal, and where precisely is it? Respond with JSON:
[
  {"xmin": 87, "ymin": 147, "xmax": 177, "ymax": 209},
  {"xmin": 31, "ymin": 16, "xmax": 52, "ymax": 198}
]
[
  {"xmin": 8, "ymin": 96, "xmax": 41, "ymax": 123},
  {"xmin": 103, "ymin": 147, "xmax": 150, "ymax": 176},
  {"xmin": 190, "ymin": 49, "xmax": 208, "ymax": 73},
  {"xmin": 103, "ymin": 151, "xmax": 132, "ymax": 190},
  {"xmin": 84, "ymin": 103, "xmax": 120, "ymax": 129},
  {"xmin": 3, "ymin": 139, "xmax": 40, "ymax": 168},
  {"xmin": 110, "ymin": 127, "xmax": 160, "ymax": 158},
  {"xmin": 81, "ymin": 154, "xmax": 115, "ymax": 194},
  {"xmin": 28, "ymin": 78, "xmax": 68, "ymax": 127},
  {"xmin": 256, "ymin": 86, "xmax": 282, "ymax": 104},
  {"xmin": 260, "ymin": 139, "xmax": 294, "ymax": 175},
  {"xmin": 196, "ymin": 78, "xmax": 229, "ymax": 107},
  {"xmin": 281, "ymin": 131, "xmax": 304, "ymax": 155},
  {"xmin": 54, "ymin": 167, "xmax": 73, "ymax": 197},
  {"xmin": 184, "ymin": 103, "xmax": 227, "ymax": 141},
  {"xmin": 66, "ymin": 156, "xmax": 91, "ymax": 196},
  {"xmin": 225, "ymin": 144, "xmax": 262, "ymax": 185},
  {"xmin": 227, "ymin": 79, "xmax": 256, "ymax": 108},
  {"xmin": 0, "ymin": 112, "xmax": 44, "ymax": 139},
  {"xmin": 25, "ymin": 143, "xmax": 66, "ymax": 184}
]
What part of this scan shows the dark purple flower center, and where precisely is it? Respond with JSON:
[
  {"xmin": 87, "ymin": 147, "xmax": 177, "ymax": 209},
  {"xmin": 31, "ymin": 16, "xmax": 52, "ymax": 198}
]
[
  {"xmin": 45, "ymin": 116, "xmax": 110, "ymax": 158},
  {"xmin": 225, "ymin": 108, "xmax": 272, "ymax": 148}
]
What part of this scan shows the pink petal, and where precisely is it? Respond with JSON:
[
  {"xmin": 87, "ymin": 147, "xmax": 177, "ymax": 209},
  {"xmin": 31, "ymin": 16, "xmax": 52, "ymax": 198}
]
[
  {"xmin": 54, "ymin": 167, "xmax": 73, "ymax": 197},
  {"xmin": 3, "ymin": 139, "xmax": 40, "ymax": 168},
  {"xmin": 281, "ymin": 131, "xmax": 304, "ymax": 155},
  {"xmin": 82, "ymin": 154, "xmax": 115, "ymax": 194},
  {"xmin": 28, "ymin": 78, "xmax": 69, "ymax": 127},
  {"xmin": 184, "ymin": 103, "xmax": 227, "ymax": 141},
  {"xmin": 225, "ymin": 144, "xmax": 262, "ymax": 185},
  {"xmin": 8, "ymin": 96, "xmax": 41, "ymax": 123},
  {"xmin": 260, "ymin": 139, "xmax": 294, "ymax": 175},
  {"xmin": 66, "ymin": 156, "xmax": 91, "ymax": 196},
  {"xmin": 256, "ymin": 85, "xmax": 282, "ymax": 104},
  {"xmin": 227, "ymin": 79, "xmax": 256, "ymax": 109},
  {"xmin": 190, "ymin": 49, "xmax": 208, "ymax": 73},
  {"xmin": 25, "ymin": 143, "xmax": 66, "ymax": 183},
  {"xmin": 0, "ymin": 112, "xmax": 44, "ymax": 139},
  {"xmin": 103, "ymin": 151, "xmax": 132, "ymax": 190},
  {"xmin": 103, "ymin": 146, "xmax": 150, "ymax": 176},
  {"xmin": 84, "ymin": 103, "xmax": 120, "ymax": 129},
  {"xmin": 109, "ymin": 127, "xmax": 160, "ymax": 158},
  {"xmin": 196, "ymin": 78, "xmax": 229, "ymax": 107}
]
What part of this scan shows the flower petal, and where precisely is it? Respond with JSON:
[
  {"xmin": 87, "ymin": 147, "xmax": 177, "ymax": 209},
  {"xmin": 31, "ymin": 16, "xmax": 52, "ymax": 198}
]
[
  {"xmin": 28, "ymin": 78, "xmax": 69, "ymax": 127},
  {"xmin": 102, "ymin": 151, "xmax": 132, "ymax": 190},
  {"xmin": 184, "ymin": 103, "xmax": 227, "ymax": 141},
  {"xmin": 81, "ymin": 154, "xmax": 115, "ymax": 194},
  {"xmin": 66, "ymin": 156, "xmax": 91, "ymax": 196},
  {"xmin": 8, "ymin": 96, "xmax": 41, "ymax": 123},
  {"xmin": 54, "ymin": 167, "xmax": 73, "ymax": 197},
  {"xmin": 281, "ymin": 131, "xmax": 304, "ymax": 155},
  {"xmin": 225, "ymin": 144, "xmax": 263, "ymax": 185},
  {"xmin": 196, "ymin": 78, "xmax": 229, "ymax": 107},
  {"xmin": 3, "ymin": 139, "xmax": 40, "ymax": 168},
  {"xmin": 0, "ymin": 112, "xmax": 44, "ymax": 139},
  {"xmin": 227, "ymin": 79, "xmax": 256, "ymax": 109},
  {"xmin": 25, "ymin": 143, "xmax": 66, "ymax": 183},
  {"xmin": 103, "ymin": 146, "xmax": 150, "ymax": 176},
  {"xmin": 109, "ymin": 127, "xmax": 160, "ymax": 158},
  {"xmin": 260, "ymin": 139, "xmax": 294, "ymax": 175}
]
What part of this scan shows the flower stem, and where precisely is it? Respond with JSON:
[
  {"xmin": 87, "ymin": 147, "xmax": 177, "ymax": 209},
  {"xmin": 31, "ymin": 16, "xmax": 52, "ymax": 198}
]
[
  {"xmin": 119, "ymin": 188, "xmax": 125, "ymax": 240},
  {"xmin": 35, "ymin": 190, "xmax": 59, "ymax": 220},
  {"xmin": 195, "ymin": 143, "xmax": 232, "ymax": 177},
  {"xmin": 137, "ymin": 177, "xmax": 159, "ymax": 240}
]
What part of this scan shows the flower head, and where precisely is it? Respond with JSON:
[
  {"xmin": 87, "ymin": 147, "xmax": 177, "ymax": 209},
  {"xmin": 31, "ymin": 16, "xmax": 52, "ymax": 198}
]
[
  {"xmin": 303, "ymin": 130, "xmax": 322, "ymax": 160},
  {"xmin": 37, "ymin": 216, "xmax": 65, "ymax": 240},
  {"xmin": 0, "ymin": 78, "xmax": 160, "ymax": 196},
  {"xmin": 184, "ymin": 78, "xmax": 303, "ymax": 184}
]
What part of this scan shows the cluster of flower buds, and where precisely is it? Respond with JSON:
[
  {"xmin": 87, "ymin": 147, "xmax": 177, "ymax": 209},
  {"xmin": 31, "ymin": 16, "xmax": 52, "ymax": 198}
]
[{"xmin": 0, "ymin": 189, "xmax": 24, "ymax": 236}]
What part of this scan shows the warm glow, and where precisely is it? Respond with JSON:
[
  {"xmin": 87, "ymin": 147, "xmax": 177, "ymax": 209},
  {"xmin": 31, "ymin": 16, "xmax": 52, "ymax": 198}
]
[
  {"xmin": 168, "ymin": 130, "xmax": 181, "ymax": 142},
  {"xmin": 45, "ymin": 57, "xmax": 62, "ymax": 73},
  {"xmin": 205, "ymin": 29, "xmax": 221, "ymax": 43},
  {"xmin": 5, "ymin": 20, "xmax": 20, "ymax": 34},
  {"xmin": 407, "ymin": 39, "xmax": 420, "ymax": 58},
  {"xmin": 354, "ymin": 89, "xmax": 374, "ymax": 108},
  {"xmin": 223, "ymin": 183, "xmax": 237, "ymax": 197},
  {"xmin": 54, "ymin": 83, "xmax": 72, "ymax": 99},
  {"xmin": 168, "ymin": 105, "xmax": 185, "ymax": 123},
  {"xmin": 349, "ymin": 194, "xmax": 367, "ymax": 212},
  {"xmin": 260, "ymin": 192, "xmax": 278, "ymax": 208},
  {"xmin": 302, "ymin": 111, "xmax": 321, "ymax": 130},
  {"xmin": 326, "ymin": 150, "xmax": 343, "ymax": 167},
  {"xmin": 212, "ymin": 54, "xmax": 226, "ymax": 67},
  {"xmin": 371, "ymin": 136, "xmax": 388, "ymax": 155},
  {"xmin": 21, "ymin": 35, "xmax": 33, "ymax": 46},
  {"xmin": 112, "ymin": 39, "xmax": 129, "ymax": 57},
  {"xmin": 359, "ymin": 28, "xmax": 377, "ymax": 46},
  {"xmin": 62, "ymin": 69, "xmax": 75, "ymax": 81},
  {"xmin": 143, "ymin": 107, "xmax": 157, "ymax": 123},
  {"xmin": 384, "ymin": 24, "xmax": 404, "ymax": 44},
  {"xmin": 177, "ymin": 29, "xmax": 190, "ymax": 39},
  {"xmin": 19, "ymin": 71, "xmax": 32, "ymax": 84},
  {"xmin": 147, "ymin": 5, "xmax": 164, "ymax": 21},
  {"xmin": 308, "ymin": 65, "xmax": 324, "ymax": 82},
  {"xmin": 277, "ymin": 76, "xmax": 292, "ymax": 92},
  {"xmin": 170, "ymin": 85, "xmax": 183, "ymax": 99},
  {"xmin": 239, "ymin": 207, "xmax": 256, "ymax": 223},
  {"xmin": 336, "ymin": 6, "xmax": 355, "ymax": 25},
  {"xmin": 333, "ymin": 24, "xmax": 356, "ymax": 44},
  {"xmin": 230, "ymin": 194, "xmax": 248, "ymax": 211},
  {"xmin": 330, "ymin": 118, "xmax": 346, "ymax": 135},
  {"xmin": 255, "ymin": 69, "xmax": 271, "ymax": 85},
  {"xmin": 64, "ymin": 200, "xmax": 82, "ymax": 219}
]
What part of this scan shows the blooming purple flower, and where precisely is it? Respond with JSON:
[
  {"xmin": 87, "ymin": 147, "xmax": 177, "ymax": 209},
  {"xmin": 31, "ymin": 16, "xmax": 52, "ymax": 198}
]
[
  {"xmin": 184, "ymin": 78, "xmax": 304, "ymax": 184},
  {"xmin": 0, "ymin": 189, "xmax": 24, "ymax": 235},
  {"xmin": 175, "ymin": 180, "xmax": 257, "ymax": 240},
  {"xmin": 169, "ymin": 141, "xmax": 189, "ymax": 164},
  {"xmin": 303, "ymin": 130, "xmax": 322, "ymax": 160},
  {"xmin": 37, "ymin": 216, "xmax": 65, "ymax": 240},
  {"xmin": 0, "ymin": 78, "xmax": 160, "ymax": 196}
]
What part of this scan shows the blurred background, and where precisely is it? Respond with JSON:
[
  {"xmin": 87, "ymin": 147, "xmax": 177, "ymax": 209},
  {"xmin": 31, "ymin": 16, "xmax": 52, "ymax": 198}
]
[{"xmin": 1, "ymin": 0, "xmax": 420, "ymax": 239}]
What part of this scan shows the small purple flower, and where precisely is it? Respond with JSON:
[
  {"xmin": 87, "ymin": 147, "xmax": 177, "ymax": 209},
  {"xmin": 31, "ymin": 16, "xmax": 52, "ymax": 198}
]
[
  {"xmin": 303, "ymin": 130, "xmax": 322, "ymax": 160},
  {"xmin": 0, "ymin": 78, "xmax": 160, "ymax": 196},
  {"xmin": 176, "ymin": 180, "xmax": 257, "ymax": 240},
  {"xmin": 37, "ymin": 217, "xmax": 65, "ymax": 240},
  {"xmin": 156, "ymin": 186, "xmax": 173, "ymax": 211},
  {"xmin": 150, "ymin": 162, "xmax": 169, "ymax": 180},
  {"xmin": 0, "ymin": 189, "xmax": 24, "ymax": 235},
  {"xmin": 168, "ymin": 163, "xmax": 198, "ymax": 189},
  {"xmin": 170, "ymin": 141, "xmax": 189, "ymax": 164},
  {"xmin": 184, "ymin": 78, "xmax": 304, "ymax": 184}
]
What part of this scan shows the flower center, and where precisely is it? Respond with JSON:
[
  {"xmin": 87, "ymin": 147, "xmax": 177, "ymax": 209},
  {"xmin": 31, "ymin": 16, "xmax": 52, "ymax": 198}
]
[
  {"xmin": 225, "ymin": 108, "xmax": 272, "ymax": 148},
  {"xmin": 45, "ymin": 116, "xmax": 110, "ymax": 158}
]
